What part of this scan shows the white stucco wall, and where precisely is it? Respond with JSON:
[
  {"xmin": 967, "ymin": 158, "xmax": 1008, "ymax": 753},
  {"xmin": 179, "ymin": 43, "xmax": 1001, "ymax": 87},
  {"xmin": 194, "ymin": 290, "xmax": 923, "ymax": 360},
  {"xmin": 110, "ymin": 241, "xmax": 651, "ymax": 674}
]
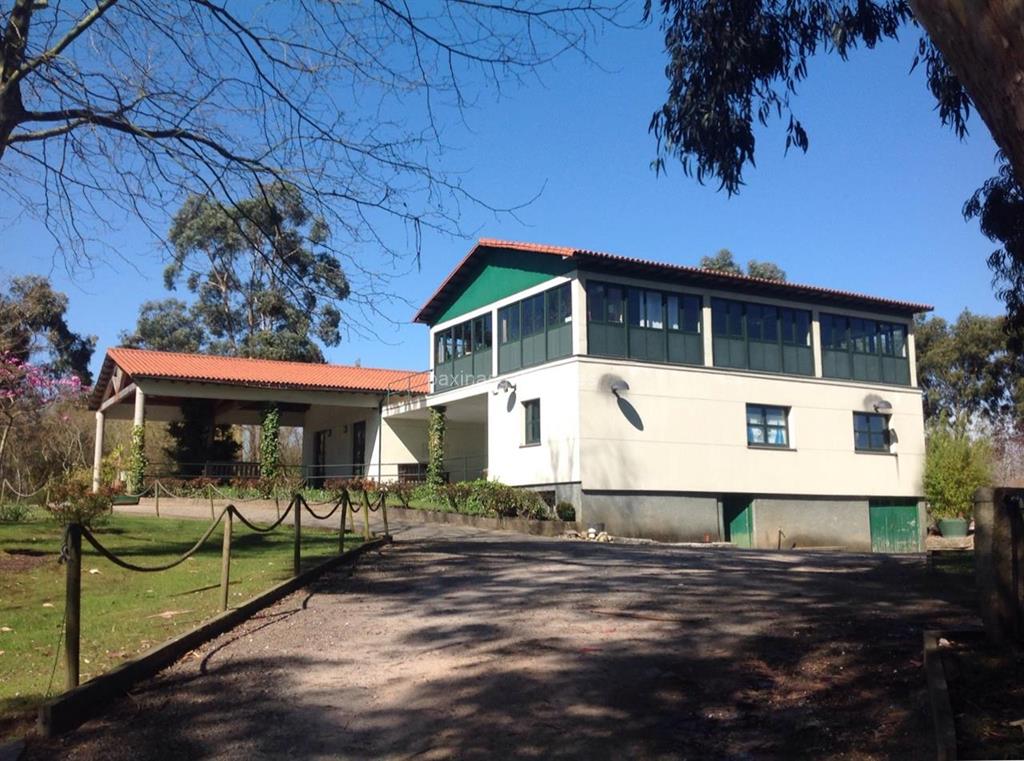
[
  {"xmin": 302, "ymin": 404, "xmax": 380, "ymax": 477},
  {"xmin": 576, "ymin": 357, "xmax": 925, "ymax": 497},
  {"xmin": 485, "ymin": 359, "xmax": 581, "ymax": 487}
]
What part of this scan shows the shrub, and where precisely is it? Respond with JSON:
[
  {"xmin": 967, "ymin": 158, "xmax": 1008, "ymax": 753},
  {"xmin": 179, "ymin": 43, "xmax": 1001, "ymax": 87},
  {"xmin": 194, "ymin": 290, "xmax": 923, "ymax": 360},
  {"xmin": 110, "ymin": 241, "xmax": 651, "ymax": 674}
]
[
  {"xmin": 924, "ymin": 427, "xmax": 992, "ymax": 520},
  {"xmin": 440, "ymin": 481, "xmax": 473, "ymax": 512},
  {"xmin": 555, "ymin": 502, "xmax": 576, "ymax": 522},
  {"xmin": 384, "ymin": 480, "xmax": 415, "ymax": 508},
  {"xmin": 45, "ymin": 472, "xmax": 114, "ymax": 526},
  {"xmin": 0, "ymin": 502, "xmax": 32, "ymax": 523},
  {"xmin": 184, "ymin": 476, "xmax": 219, "ymax": 496},
  {"xmin": 462, "ymin": 480, "xmax": 548, "ymax": 520}
]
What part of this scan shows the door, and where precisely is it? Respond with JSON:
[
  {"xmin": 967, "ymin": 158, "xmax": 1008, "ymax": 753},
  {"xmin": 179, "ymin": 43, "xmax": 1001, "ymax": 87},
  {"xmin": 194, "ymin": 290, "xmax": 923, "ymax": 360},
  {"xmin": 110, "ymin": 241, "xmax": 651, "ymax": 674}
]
[
  {"xmin": 352, "ymin": 421, "xmax": 366, "ymax": 476},
  {"xmin": 869, "ymin": 501, "xmax": 920, "ymax": 553},
  {"xmin": 723, "ymin": 496, "xmax": 754, "ymax": 548},
  {"xmin": 312, "ymin": 430, "xmax": 329, "ymax": 488}
]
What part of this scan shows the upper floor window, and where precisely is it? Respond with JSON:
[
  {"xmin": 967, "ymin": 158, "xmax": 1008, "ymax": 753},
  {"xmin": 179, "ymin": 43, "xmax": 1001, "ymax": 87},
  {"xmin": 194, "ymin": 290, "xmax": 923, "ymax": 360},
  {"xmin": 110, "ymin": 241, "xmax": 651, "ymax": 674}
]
[
  {"xmin": 746, "ymin": 404, "xmax": 790, "ymax": 448},
  {"xmin": 853, "ymin": 412, "xmax": 890, "ymax": 452},
  {"xmin": 587, "ymin": 280, "xmax": 702, "ymax": 366},
  {"xmin": 433, "ymin": 314, "xmax": 493, "ymax": 389},
  {"xmin": 586, "ymin": 281, "xmax": 625, "ymax": 324},
  {"xmin": 820, "ymin": 313, "xmax": 910, "ymax": 385},
  {"xmin": 498, "ymin": 282, "xmax": 573, "ymax": 373},
  {"xmin": 667, "ymin": 293, "xmax": 702, "ymax": 333},
  {"xmin": 712, "ymin": 298, "xmax": 812, "ymax": 375}
]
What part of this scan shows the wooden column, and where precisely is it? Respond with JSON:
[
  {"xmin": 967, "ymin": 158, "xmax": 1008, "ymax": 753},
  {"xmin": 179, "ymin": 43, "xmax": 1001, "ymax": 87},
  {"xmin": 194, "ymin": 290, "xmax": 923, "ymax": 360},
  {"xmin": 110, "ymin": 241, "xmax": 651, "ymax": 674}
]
[
  {"xmin": 133, "ymin": 387, "xmax": 146, "ymax": 428},
  {"xmin": 91, "ymin": 411, "xmax": 105, "ymax": 493},
  {"xmin": 65, "ymin": 524, "xmax": 82, "ymax": 689}
]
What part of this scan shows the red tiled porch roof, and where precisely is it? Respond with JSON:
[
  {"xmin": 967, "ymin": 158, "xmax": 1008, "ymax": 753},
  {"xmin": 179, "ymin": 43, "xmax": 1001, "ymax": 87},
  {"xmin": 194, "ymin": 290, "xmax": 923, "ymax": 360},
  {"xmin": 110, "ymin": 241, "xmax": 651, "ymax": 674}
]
[{"xmin": 89, "ymin": 348, "xmax": 427, "ymax": 409}]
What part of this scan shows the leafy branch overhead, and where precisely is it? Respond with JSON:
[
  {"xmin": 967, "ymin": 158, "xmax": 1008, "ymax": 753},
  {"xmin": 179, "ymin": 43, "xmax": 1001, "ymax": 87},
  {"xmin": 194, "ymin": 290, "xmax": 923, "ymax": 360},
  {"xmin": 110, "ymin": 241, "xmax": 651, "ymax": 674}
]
[
  {"xmin": 0, "ymin": 0, "xmax": 627, "ymax": 324},
  {"xmin": 645, "ymin": 0, "xmax": 1024, "ymax": 343},
  {"xmin": 645, "ymin": 0, "xmax": 965, "ymax": 195}
]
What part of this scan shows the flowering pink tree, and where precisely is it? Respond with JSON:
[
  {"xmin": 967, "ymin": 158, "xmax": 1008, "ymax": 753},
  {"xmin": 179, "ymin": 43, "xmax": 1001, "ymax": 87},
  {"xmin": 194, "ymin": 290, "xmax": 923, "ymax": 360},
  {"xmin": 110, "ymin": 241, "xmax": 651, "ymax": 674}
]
[{"xmin": 0, "ymin": 352, "xmax": 87, "ymax": 487}]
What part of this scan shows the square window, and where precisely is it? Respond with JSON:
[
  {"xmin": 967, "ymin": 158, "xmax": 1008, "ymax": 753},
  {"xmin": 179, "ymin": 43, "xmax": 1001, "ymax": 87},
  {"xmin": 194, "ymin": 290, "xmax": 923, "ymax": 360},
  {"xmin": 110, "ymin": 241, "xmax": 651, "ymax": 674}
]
[
  {"xmin": 523, "ymin": 399, "xmax": 541, "ymax": 445},
  {"xmin": 853, "ymin": 412, "xmax": 890, "ymax": 452},
  {"xmin": 746, "ymin": 404, "xmax": 789, "ymax": 448}
]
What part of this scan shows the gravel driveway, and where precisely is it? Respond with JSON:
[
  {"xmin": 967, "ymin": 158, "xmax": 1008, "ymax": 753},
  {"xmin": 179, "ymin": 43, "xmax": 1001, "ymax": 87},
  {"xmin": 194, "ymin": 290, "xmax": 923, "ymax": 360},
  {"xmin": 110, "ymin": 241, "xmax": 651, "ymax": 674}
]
[{"xmin": 26, "ymin": 522, "xmax": 974, "ymax": 760}]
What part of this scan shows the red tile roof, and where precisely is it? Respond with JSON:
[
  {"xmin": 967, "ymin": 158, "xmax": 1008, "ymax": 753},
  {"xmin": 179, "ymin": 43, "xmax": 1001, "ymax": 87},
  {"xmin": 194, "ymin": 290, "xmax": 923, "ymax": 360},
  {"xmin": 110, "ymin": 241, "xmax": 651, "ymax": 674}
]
[
  {"xmin": 90, "ymin": 348, "xmax": 427, "ymax": 409},
  {"xmin": 414, "ymin": 238, "xmax": 933, "ymax": 324}
]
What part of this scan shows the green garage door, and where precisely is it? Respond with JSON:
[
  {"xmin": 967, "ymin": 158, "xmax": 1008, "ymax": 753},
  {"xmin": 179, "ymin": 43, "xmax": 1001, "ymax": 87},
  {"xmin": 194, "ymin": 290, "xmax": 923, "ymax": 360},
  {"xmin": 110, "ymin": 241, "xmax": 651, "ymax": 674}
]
[
  {"xmin": 723, "ymin": 497, "xmax": 754, "ymax": 549},
  {"xmin": 869, "ymin": 501, "xmax": 920, "ymax": 553}
]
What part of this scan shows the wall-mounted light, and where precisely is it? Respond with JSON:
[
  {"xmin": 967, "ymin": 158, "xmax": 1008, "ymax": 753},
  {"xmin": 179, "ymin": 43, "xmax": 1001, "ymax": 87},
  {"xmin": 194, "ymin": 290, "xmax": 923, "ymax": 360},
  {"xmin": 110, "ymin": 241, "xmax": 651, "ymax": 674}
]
[
  {"xmin": 873, "ymin": 400, "xmax": 893, "ymax": 414},
  {"xmin": 493, "ymin": 379, "xmax": 516, "ymax": 395},
  {"xmin": 610, "ymin": 379, "xmax": 630, "ymax": 398}
]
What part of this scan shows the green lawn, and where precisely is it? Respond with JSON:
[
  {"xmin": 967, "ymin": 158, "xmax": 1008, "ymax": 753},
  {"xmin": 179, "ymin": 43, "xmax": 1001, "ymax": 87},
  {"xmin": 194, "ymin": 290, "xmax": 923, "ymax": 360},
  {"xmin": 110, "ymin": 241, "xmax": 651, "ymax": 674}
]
[{"xmin": 0, "ymin": 510, "xmax": 361, "ymax": 736}]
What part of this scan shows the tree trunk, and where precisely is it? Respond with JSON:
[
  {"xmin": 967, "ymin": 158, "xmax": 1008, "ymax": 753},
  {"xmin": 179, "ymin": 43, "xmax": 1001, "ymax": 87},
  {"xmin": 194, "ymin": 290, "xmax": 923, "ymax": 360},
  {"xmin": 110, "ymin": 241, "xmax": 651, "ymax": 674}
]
[
  {"xmin": 911, "ymin": 0, "xmax": 1024, "ymax": 184},
  {"xmin": 0, "ymin": 0, "xmax": 34, "ymax": 162}
]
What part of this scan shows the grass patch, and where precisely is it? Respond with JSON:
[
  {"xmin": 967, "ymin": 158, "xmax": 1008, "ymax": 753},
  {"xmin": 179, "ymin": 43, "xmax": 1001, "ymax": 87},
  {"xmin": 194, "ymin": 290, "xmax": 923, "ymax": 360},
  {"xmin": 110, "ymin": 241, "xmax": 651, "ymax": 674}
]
[{"xmin": 0, "ymin": 511, "xmax": 361, "ymax": 737}]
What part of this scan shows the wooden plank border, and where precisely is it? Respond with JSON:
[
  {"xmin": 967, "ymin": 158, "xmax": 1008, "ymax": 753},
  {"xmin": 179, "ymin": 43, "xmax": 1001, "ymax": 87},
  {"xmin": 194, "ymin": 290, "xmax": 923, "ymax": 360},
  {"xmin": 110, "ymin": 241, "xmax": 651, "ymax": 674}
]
[
  {"xmin": 37, "ymin": 537, "xmax": 390, "ymax": 738},
  {"xmin": 922, "ymin": 630, "xmax": 958, "ymax": 761}
]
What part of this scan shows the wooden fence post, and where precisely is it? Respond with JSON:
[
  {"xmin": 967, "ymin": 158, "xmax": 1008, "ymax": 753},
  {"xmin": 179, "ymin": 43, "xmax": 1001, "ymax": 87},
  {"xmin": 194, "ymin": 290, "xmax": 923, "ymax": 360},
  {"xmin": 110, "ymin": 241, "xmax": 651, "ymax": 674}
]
[
  {"xmin": 220, "ymin": 508, "xmax": 233, "ymax": 612},
  {"xmin": 275, "ymin": 494, "xmax": 280, "ymax": 520},
  {"xmin": 381, "ymin": 493, "xmax": 390, "ymax": 537},
  {"xmin": 154, "ymin": 482, "xmax": 161, "ymax": 517},
  {"xmin": 339, "ymin": 496, "xmax": 348, "ymax": 555},
  {"xmin": 208, "ymin": 484, "xmax": 215, "ymax": 519},
  {"xmin": 362, "ymin": 491, "xmax": 371, "ymax": 540},
  {"xmin": 0, "ymin": 480, "xmax": 6, "ymax": 506},
  {"xmin": 293, "ymin": 495, "xmax": 302, "ymax": 576},
  {"xmin": 65, "ymin": 523, "xmax": 82, "ymax": 689}
]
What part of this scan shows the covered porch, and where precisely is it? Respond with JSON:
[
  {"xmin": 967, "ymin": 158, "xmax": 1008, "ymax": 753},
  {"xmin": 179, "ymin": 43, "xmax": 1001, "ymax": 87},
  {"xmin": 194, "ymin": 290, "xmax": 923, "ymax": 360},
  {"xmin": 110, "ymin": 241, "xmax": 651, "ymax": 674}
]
[
  {"xmin": 88, "ymin": 348, "xmax": 429, "ymax": 490},
  {"xmin": 382, "ymin": 386, "xmax": 489, "ymax": 483}
]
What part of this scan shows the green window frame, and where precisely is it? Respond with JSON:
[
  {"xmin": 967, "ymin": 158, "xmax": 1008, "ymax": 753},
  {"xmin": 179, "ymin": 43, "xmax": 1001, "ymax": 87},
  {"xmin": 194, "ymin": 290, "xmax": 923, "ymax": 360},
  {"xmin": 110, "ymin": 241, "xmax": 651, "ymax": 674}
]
[
  {"xmin": 746, "ymin": 404, "xmax": 789, "ymax": 448},
  {"xmin": 433, "ymin": 313, "xmax": 493, "ymax": 390},
  {"xmin": 712, "ymin": 298, "xmax": 812, "ymax": 375},
  {"xmin": 497, "ymin": 282, "xmax": 573, "ymax": 373},
  {"xmin": 523, "ymin": 399, "xmax": 541, "ymax": 445},
  {"xmin": 821, "ymin": 312, "xmax": 910, "ymax": 385},
  {"xmin": 853, "ymin": 412, "xmax": 890, "ymax": 452},
  {"xmin": 586, "ymin": 280, "xmax": 702, "ymax": 365}
]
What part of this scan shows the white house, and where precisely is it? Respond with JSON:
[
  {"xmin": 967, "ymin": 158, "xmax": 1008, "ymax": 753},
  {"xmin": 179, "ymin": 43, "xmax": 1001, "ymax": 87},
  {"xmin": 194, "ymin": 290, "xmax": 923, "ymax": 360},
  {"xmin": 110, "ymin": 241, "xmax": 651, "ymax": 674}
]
[{"xmin": 91, "ymin": 238, "xmax": 932, "ymax": 552}]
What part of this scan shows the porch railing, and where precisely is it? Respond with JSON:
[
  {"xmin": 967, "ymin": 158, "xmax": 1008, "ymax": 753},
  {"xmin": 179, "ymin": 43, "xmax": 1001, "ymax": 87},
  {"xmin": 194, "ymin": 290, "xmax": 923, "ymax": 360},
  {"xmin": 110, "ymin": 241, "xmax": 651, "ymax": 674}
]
[{"xmin": 145, "ymin": 455, "xmax": 488, "ymax": 485}]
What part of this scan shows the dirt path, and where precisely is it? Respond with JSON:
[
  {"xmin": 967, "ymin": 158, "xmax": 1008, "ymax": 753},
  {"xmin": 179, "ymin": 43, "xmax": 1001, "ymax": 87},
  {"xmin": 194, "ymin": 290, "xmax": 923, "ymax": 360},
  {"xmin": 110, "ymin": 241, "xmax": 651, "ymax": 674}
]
[{"xmin": 26, "ymin": 526, "xmax": 975, "ymax": 760}]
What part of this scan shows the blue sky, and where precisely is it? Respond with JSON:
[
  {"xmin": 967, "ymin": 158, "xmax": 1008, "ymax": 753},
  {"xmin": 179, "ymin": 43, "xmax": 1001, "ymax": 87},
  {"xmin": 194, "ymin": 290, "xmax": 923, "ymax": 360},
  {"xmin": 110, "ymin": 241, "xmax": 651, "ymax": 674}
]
[{"xmin": 2, "ymin": 19, "xmax": 1003, "ymax": 379}]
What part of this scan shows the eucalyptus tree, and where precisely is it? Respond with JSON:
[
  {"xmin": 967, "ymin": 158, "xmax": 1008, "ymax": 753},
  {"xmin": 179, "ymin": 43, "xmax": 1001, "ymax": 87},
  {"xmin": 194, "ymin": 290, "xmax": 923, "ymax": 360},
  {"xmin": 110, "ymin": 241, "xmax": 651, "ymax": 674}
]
[{"xmin": 644, "ymin": 0, "xmax": 1024, "ymax": 341}]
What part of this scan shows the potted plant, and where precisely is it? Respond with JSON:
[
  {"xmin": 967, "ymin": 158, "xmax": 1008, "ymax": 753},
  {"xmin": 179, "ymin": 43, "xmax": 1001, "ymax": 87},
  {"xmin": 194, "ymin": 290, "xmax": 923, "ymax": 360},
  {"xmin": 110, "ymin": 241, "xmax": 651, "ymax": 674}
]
[{"xmin": 923, "ymin": 425, "xmax": 992, "ymax": 537}]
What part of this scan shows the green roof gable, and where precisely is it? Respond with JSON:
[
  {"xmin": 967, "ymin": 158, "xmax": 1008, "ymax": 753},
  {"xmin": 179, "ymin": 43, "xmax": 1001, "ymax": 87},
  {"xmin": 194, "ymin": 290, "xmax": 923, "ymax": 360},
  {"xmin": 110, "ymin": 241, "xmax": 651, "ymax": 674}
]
[{"xmin": 432, "ymin": 247, "xmax": 574, "ymax": 325}]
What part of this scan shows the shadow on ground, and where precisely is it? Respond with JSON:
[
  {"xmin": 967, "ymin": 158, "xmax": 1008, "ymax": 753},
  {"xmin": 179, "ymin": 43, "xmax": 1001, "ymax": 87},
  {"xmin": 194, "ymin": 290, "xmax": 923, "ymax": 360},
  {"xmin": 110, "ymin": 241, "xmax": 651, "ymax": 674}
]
[{"xmin": 25, "ymin": 530, "xmax": 977, "ymax": 760}]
